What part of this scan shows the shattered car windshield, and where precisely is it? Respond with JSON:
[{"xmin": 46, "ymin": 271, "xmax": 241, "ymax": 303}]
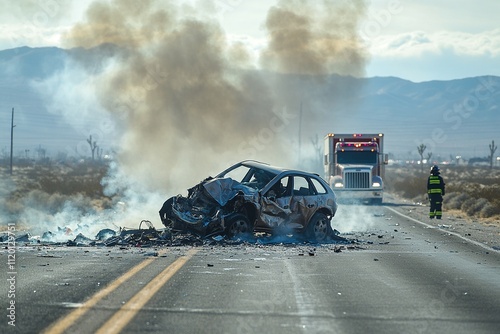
[
  {"xmin": 218, "ymin": 165, "xmax": 278, "ymax": 190},
  {"xmin": 243, "ymin": 169, "xmax": 277, "ymax": 190},
  {"xmin": 219, "ymin": 165, "xmax": 252, "ymax": 183}
]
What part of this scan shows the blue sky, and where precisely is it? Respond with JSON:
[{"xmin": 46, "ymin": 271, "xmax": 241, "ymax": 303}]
[{"xmin": 1, "ymin": 0, "xmax": 499, "ymax": 82}]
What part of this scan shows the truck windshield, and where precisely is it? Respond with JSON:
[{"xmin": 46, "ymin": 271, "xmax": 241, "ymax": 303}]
[{"xmin": 337, "ymin": 151, "xmax": 377, "ymax": 164}]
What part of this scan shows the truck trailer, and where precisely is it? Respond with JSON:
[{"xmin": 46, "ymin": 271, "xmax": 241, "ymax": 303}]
[{"xmin": 324, "ymin": 133, "xmax": 388, "ymax": 204}]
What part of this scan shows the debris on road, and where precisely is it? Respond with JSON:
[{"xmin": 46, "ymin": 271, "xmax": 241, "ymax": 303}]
[
  {"xmin": 143, "ymin": 251, "xmax": 159, "ymax": 257},
  {"xmin": 2, "ymin": 217, "xmax": 355, "ymax": 249}
]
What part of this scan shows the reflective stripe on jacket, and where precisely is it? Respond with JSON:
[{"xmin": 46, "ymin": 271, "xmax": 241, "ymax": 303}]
[{"xmin": 427, "ymin": 175, "xmax": 445, "ymax": 195}]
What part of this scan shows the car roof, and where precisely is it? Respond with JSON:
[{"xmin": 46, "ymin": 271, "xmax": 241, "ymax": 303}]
[
  {"xmin": 239, "ymin": 160, "xmax": 321, "ymax": 179},
  {"xmin": 239, "ymin": 160, "xmax": 287, "ymax": 174}
]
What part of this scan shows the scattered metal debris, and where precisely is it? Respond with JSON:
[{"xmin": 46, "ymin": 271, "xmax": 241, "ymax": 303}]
[{"xmin": 2, "ymin": 218, "xmax": 355, "ymax": 249}]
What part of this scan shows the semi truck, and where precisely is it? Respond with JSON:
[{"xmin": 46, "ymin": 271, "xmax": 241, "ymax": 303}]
[{"xmin": 324, "ymin": 133, "xmax": 388, "ymax": 204}]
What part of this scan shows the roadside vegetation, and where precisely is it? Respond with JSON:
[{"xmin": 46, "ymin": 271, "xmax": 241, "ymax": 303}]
[
  {"xmin": 2, "ymin": 160, "xmax": 499, "ymax": 226},
  {"xmin": 2, "ymin": 160, "xmax": 108, "ymax": 199},
  {"xmin": 0, "ymin": 160, "xmax": 113, "ymax": 227},
  {"xmin": 386, "ymin": 165, "xmax": 500, "ymax": 219}
]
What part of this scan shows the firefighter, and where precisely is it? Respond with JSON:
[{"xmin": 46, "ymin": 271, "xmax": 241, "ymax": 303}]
[{"xmin": 427, "ymin": 165, "xmax": 445, "ymax": 219}]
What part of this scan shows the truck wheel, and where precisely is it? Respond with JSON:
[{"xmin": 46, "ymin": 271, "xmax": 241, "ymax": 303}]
[
  {"xmin": 307, "ymin": 212, "xmax": 332, "ymax": 242},
  {"xmin": 225, "ymin": 213, "xmax": 253, "ymax": 238}
]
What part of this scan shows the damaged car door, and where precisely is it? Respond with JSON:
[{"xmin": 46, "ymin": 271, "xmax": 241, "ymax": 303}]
[
  {"xmin": 259, "ymin": 174, "xmax": 329, "ymax": 235},
  {"xmin": 288, "ymin": 175, "xmax": 322, "ymax": 230},
  {"xmin": 258, "ymin": 176, "xmax": 293, "ymax": 229}
]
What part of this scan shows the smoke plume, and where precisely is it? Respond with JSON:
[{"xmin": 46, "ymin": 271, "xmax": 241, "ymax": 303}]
[
  {"xmin": 258, "ymin": 0, "xmax": 368, "ymax": 172},
  {"xmin": 63, "ymin": 0, "xmax": 291, "ymax": 192},
  {"xmin": 61, "ymin": 0, "xmax": 368, "ymax": 192},
  {"xmin": 260, "ymin": 0, "xmax": 368, "ymax": 76},
  {"xmin": 1, "ymin": 0, "xmax": 369, "ymax": 233}
]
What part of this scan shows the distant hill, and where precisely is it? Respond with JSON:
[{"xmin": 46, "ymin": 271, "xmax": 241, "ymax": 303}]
[
  {"xmin": 0, "ymin": 46, "xmax": 499, "ymax": 162},
  {"xmin": 355, "ymin": 75, "xmax": 500, "ymax": 160}
]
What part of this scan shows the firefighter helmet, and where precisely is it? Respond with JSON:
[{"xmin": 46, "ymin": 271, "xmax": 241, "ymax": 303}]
[{"xmin": 430, "ymin": 165, "xmax": 440, "ymax": 174}]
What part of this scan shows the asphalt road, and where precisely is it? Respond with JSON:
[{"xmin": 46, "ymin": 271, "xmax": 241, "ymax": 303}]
[{"xmin": 2, "ymin": 204, "xmax": 500, "ymax": 334}]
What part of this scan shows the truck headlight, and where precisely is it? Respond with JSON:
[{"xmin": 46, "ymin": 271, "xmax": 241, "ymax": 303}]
[
  {"xmin": 334, "ymin": 182, "xmax": 344, "ymax": 188},
  {"xmin": 372, "ymin": 182, "xmax": 381, "ymax": 187}
]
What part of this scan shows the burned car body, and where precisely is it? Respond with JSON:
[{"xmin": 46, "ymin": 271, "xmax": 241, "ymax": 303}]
[{"xmin": 159, "ymin": 160, "xmax": 338, "ymax": 241}]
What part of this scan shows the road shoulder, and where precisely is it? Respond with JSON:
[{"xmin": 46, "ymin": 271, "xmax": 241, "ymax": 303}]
[{"xmin": 384, "ymin": 193, "xmax": 500, "ymax": 251}]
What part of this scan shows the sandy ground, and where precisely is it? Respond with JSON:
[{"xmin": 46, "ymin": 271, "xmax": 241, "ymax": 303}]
[{"xmin": 386, "ymin": 193, "xmax": 500, "ymax": 251}]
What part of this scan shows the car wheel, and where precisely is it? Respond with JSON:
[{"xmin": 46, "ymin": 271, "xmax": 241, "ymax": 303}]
[
  {"xmin": 225, "ymin": 213, "xmax": 252, "ymax": 238},
  {"xmin": 307, "ymin": 212, "xmax": 332, "ymax": 242},
  {"xmin": 159, "ymin": 199, "xmax": 186, "ymax": 232}
]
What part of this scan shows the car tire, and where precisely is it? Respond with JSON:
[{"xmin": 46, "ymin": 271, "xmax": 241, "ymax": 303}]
[
  {"xmin": 160, "ymin": 198, "xmax": 186, "ymax": 232},
  {"xmin": 307, "ymin": 212, "xmax": 332, "ymax": 242},
  {"xmin": 225, "ymin": 213, "xmax": 253, "ymax": 238}
]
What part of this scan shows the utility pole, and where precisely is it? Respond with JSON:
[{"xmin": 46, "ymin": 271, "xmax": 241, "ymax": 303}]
[
  {"xmin": 298, "ymin": 101, "xmax": 303, "ymax": 165},
  {"xmin": 10, "ymin": 107, "xmax": 15, "ymax": 175}
]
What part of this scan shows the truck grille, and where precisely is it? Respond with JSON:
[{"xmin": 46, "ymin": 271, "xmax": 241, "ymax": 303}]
[{"xmin": 344, "ymin": 171, "xmax": 370, "ymax": 189}]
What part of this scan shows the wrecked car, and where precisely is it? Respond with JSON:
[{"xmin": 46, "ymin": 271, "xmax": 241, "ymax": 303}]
[{"xmin": 159, "ymin": 160, "xmax": 338, "ymax": 241}]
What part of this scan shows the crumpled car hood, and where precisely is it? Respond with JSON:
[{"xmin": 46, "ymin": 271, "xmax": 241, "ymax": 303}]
[{"xmin": 202, "ymin": 177, "xmax": 256, "ymax": 206}]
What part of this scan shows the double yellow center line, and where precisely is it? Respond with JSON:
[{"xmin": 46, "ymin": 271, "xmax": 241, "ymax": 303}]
[{"xmin": 43, "ymin": 248, "xmax": 198, "ymax": 334}]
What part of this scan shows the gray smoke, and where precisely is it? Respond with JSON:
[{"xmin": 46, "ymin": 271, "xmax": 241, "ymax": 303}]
[
  {"xmin": 62, "ymin": 0, "xmax": 368, "ymax": 191},
  {"xmin": 259, "ymin": 0, "xmax": 368, "ymax": 172},
  {"xmin": 260, "ymin": 0, "xmax": 368, "ymax": 76},
  {"xmin": 63, "ymin": 0, "xmax": 293, "ymax": 192},
  {"xmin": 1, "ymin": 0, "xmax": 369, "ymax": 233}
]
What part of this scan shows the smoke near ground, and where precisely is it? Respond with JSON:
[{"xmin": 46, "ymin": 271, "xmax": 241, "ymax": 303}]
[
  {"xmin": 3, "ymin": 0, "xmax": 369, "ymax": 233},
  {"xmin": 334, "ymin": 204, "xmax": 378, "ymax": 233}
]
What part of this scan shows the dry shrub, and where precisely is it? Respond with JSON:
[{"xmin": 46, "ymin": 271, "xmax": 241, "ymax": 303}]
[
  {"xmin": 460, "ymin": 198, "xmax": 476, "ymax": 216},
  {"xmin": 38, "ymin": 174, "xmax": 104, "ymax": 197},
  {"xmin": 478, "ymin": 185, "xmax": 500, "ymax": 203},
  {"xmin": 7, "ymin": 162, "xmax": 109, "ymax": 199},
  {"xmin": 461, "ymin": 198, "xmax": 489, "ymax": 217},
  {"xmin": 446, "ymin": 192, "xmax": 471, "ymax": 210},
  {"xmin": 23, "ymin": 190, "xmax": 68, "ymax": 215},
  {"xmin": 388, "ymin": 166, "xmax": 500, "ymax": 219},
  {"xmin": 480, "ymin": 203, "xmax": 500, "ymax": 218},
  {"xmin": 23, "ymin": 189, "xmax": 98, "ymax": 215},
  {"xmin": 387, "ymin": 175, "xmax": 427, "ymax": 199}
]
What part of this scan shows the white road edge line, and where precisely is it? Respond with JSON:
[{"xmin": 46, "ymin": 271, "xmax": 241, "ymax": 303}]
[{"xmin": 385, "ymin": 206, "xmax": 499, "ymax": 253}]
